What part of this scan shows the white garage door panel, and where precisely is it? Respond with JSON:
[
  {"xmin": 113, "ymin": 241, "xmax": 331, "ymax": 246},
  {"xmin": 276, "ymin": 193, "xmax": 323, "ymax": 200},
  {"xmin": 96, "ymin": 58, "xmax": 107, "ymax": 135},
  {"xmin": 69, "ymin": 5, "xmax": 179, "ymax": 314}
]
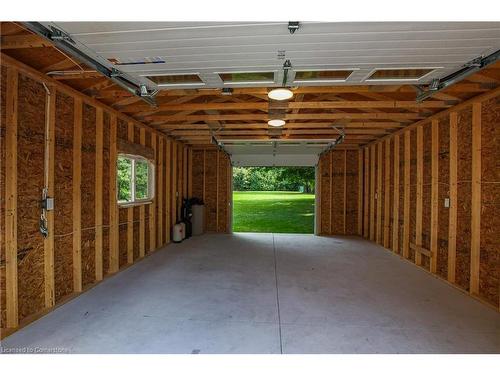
[
  {"xmin": 231, "ymin": 154, "xmax": 319, "ymax": 167},
  {"xmin": 224, "ymin": 141, "xmax": 331, "ymax": 167},
  {"xmin": 40, "ymin": 21, "xmax": 500, "ymax": 89}
]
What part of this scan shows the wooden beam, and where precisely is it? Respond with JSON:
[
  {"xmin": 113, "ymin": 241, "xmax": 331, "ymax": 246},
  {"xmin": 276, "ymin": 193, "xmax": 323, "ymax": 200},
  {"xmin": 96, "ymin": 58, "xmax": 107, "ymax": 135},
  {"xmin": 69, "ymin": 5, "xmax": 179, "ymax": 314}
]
[
  {"xmin": 158, "ymin": 122, "xmax": 405, "ymax": 130},
  {"xmin": 98, "ymin": 83, "xmax": 488, "ymax": 99},
  {"xmin": 203, "ymin": 149, "xmax": 206, "ymax": 232},
  {"xmin": 415, "ymin": 125, "xmax": 424, "ymax": 266},
  {"xmin": 165, "ymin": 139, "xmax": 171, "ymax": 243},
  {"xmin": 188, "ymin": 148, "xmax": 193, "ymax": 197},
  {"xmin": 109, "ymin": 115, "xmax": 119, "ymax": 272},
  {"xmin": 376, "ymin": 143, "xmax": 383, "ymax": 244},
  {"xmin": 95, "ymin": 108, "xmax": 104, "ymax": 281},
  {"xmin": 370, "ymin": 145, "xmax": 376, "ymax": 241},
  {"xmin": 1, "ymin": 34, "xmax": 52, "ymax": 49},
  {"xmin": 363, "ymin": 148, "xmax": 369, "ymax": 238},
  {"xmin": 383, "ymin": 138, "xmax": 391, "ymax": 248},
  {"xmin": 448, "ymin": 112, "xmax": 458, "ymax": 283},
  {"xmin": 216, "ymin": 150, "xmax": 220, "ymax": 231},
  {"xmin": 149, "ymin": 133, "xmax": 157, "ymax": 252},
  {"xmin": 157, "ymin": 137, "xmax": 164, "ymax": 246},
  {"xmin": 52, "ymin": 72, "xmax": 103, "ymax": 80},
  {"xmin": 116, "ymin": 138, "xmax": 155, "ymax": 160},
  {"xmin": 357, "ymin": 149, "xmax": 363, "ymax": 236},
  {"xmin": 177, "ymin": 144, "xmax": 183, "ymax": 221},
  {"xmin": 123, "ymin": 100, "xmax": 450, "ymax": 113},
  {"xmin": 329, "ymin": 152, "xmax": 333, "ymax": 234},
  {"xmin": 40, "ymin": 58, "xmax": 78, "ymax": 74},
  {"xmin": 344, "ymin": 150, "xmax": 347, "ymax": 234},
  {"xmin": 430, "ymin": 120, "xmax": 439, "ymax": 273},
  {"xmin": 5, "ymin": 67, "xmax": 19, "ymax": 328},
  {"xmin": 139, "ymin": 128, "xmax": 146, "ymax": 258},
  {"xmin": 183, "ymin": 146, "xmax": 188, "ymax": 199},
  {"xmin": 127, "ymin": 123, "xmax": 134, "ymax": 264},
  {"xmin": 410, "ymin": 243, "xmax": 432, "ymax": 258},
  {"xmin": 403, "ymin": 131, "xmax": 411, "ymax": 258},
  {"xmin": 148, "ymin": 112, "xmax": 423, "ymax": 122},
  {"xmin": 392, "ymin": 135, "xmax": 400, "ymax": 253},
  {"xmin": 171, "ymin": 129, "xmax": 390, "ymax": 137},
  {"xmin": 470, "ymin": 103, "xmax": 482, "ymax": 294},
  {"xmin": 73, "ymin": 98, "xmax": 83, "ymax": 292},
  {"xmin": 316, "ymin": 162, "xmax": 322, "ymax": 235},
  {"xmin": 44, "ymin": 85, "xmax": 56, "ymax": 308},
  {"xmin": 171, "ymin": 142, "xmax": 177, "ymax": 225}
]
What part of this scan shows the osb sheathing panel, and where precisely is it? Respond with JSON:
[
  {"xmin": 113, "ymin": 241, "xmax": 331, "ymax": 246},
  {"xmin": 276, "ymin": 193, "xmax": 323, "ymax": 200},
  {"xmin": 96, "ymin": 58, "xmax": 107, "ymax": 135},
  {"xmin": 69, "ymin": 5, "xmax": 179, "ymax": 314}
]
[
  {"xmin": 205, "ymin": 150, "xmax": 217, "ymax": 232},
  {"xmin": 437, "ymin": 117, "xmax": 450, "ymax": 280},
  {"xmin": 81, "ymin": 104, "xmax": 96, "ymax": 288},
  {"xmin": 191, "ymin": 150, "xmax": 204, "ymax": 201},
  {"xmin": 387, "ymin": 140, "xmax": 394, "ymax": 248},
  {"xmin": 345, "ymin": 150, "xmax": 359, "ymax": 235},
  {"xmin": 161, "ymin": 141, "xmax": 167, "ymax": 241},
  {"xmin": 409, "ymin": 129, "xmax": 417, "ymax": 262},
  {"xmin": 319, "ymin": 154, "xmax": 330, "ymax": 234},
  {"xmin": 479, "ymin": 97, "xmax": 500, "ymax": 307},
  {"xmin": 0, "ymin": 66, "xmax": 7, "ymax": 328},
  {"xmin": 379, "ymin": 144, "xmax": 385, "ymax": 244},
  {"xmin": 398, "ymin": 134, "xmax": 405, "ymax": 254},
  {"xmin": 421, "ymin": 123, "xmax": 432, "ymax": 270},
  {"xmin": 331, "ymin": 151, "xmax": 344, "ymax": 234},
  {"xmin": 102, "ymin": 112, "xmax": 110, "ymax": 275},
  {"xmin": 217, "ymin": 154, "xmax": 229, "ymax": 232},
  {"xmin": 16, "ymin": 74, "xmax": 45, "ymax": 320},
  {"xmin": 117, "ymin": 119, "xmax": 128, "ymax": 141},
  {"xmin": 118, "ymin": 210, "xmax": 128, "ymax": 268},
  {"xmin": 54, "ymin": 91, "xmax": 74, "ymax": 303},
  {"xmin": 456, "ymin": 106, "xmax": 473, "ymax": 291}
]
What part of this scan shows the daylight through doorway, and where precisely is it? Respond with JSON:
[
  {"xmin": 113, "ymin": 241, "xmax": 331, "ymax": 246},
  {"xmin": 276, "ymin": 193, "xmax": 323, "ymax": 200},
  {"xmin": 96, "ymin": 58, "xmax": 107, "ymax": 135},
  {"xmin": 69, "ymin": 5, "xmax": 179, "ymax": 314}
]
[{"xmin": 232, "ymin": 167, "xmax": 315, "ymax": 234}]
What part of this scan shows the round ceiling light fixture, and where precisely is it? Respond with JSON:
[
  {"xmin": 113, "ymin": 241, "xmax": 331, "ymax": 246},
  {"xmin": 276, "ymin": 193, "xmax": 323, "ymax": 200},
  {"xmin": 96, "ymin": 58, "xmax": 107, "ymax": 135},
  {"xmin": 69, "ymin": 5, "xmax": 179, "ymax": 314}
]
[
  {"xmin": 267, "ymin": 88, "xmax": 293, "ymax": 101},
  {"xmin": 268, "ymin": 119, "xmax": 286, "ymax": 127}
]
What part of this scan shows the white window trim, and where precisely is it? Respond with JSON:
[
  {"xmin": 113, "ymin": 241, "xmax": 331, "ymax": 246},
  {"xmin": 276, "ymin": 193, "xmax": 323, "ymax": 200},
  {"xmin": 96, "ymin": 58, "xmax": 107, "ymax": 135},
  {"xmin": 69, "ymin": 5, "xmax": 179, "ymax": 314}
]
[{"xmin": 117, "ymin": 153, "xmax": 155, "ymax": 206}]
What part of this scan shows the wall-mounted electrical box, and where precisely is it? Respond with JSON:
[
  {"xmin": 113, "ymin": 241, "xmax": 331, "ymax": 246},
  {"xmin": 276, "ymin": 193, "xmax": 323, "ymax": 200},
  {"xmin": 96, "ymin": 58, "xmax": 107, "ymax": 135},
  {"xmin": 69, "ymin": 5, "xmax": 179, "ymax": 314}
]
[
  {"xmin": 42, "ymin": 197, "xmax": 55, "ymax": 211},
  {"xmin": 444, "ymin": 198, "xmax": 450, "ymax": 208}
]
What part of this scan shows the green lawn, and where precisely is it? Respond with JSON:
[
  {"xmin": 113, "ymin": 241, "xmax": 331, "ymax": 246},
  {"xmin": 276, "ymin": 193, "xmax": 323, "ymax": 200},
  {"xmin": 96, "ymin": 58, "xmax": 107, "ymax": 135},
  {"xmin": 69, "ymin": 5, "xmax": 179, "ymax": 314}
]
[{"xmin": 232, "ymin": 191, "xmax": 315, "ymax": 234}]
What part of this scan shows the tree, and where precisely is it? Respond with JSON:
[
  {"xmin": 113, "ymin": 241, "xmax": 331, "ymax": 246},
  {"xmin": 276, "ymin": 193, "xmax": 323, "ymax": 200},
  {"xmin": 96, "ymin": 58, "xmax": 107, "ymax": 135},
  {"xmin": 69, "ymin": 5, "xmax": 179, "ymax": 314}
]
[
  {"xmin": 277, "ymin": 167, "xmax": 315, "ymax": 193},
  {"xmin": 232, "ymin": 166, "xmax": 315, "ymax": 192}
]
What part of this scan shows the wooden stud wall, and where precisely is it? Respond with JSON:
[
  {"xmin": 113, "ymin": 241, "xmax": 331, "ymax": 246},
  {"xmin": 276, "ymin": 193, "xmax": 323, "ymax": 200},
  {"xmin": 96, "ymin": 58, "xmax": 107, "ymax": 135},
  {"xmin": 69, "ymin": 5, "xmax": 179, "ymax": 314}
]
[
  {"xmin": 0, "ymin": 56, "xmax": 188, "ymax": 337},
  {"xmin": 360, "ymin": 88, "xmax": 500, "ymax": 311},
  {"xmin": 317, "ymin": 149, "xmax": 359, "ymax": 235},
  {"xmin": 189, "ymin": 148, "xmax": 232, "ymax": 233}
]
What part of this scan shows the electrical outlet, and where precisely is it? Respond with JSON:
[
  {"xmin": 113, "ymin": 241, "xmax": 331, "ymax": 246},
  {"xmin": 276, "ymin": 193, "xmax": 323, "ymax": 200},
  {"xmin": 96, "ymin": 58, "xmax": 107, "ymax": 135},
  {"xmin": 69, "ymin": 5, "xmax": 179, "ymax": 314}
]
[{"xmin": 444, "ymin": 197, "xmax": 450, "ymax": 208}]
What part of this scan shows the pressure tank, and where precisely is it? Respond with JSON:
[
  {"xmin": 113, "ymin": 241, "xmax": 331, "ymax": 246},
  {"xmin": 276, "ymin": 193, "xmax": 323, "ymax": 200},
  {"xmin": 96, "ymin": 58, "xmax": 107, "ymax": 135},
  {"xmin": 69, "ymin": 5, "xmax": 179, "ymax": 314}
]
[{"xmin": 172, "ymin": 223, "xmax": 184, "ymax": 243}]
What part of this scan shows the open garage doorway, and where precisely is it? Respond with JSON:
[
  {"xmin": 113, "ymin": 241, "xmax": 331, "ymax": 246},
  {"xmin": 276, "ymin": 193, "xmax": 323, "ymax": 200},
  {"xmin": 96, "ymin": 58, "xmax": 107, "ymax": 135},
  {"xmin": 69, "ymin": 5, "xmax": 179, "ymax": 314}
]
[{"xmin": 232, "ymin": 166, "xmax": 316, "ymax": 234}]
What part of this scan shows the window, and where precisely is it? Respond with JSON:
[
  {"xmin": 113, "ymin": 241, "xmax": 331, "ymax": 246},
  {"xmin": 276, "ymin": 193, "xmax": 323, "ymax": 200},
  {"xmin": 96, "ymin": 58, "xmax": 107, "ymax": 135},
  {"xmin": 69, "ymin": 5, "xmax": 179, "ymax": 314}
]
[
  {"xmin": 219, "ymin": 72, "xmax": 275, "ymax": 84},
  {"xmin": 117, "ymin": 154, "xmax": 154, "ymax": 205},
  {"xmin": 145, "ymin": 74, "xmax": 203, "ymax": 86},
  {"xmin": 366, "ymin": 68, "xmax": 435, "ymax": 81},
  {"xmin": 293, "ymin": 70, "xmax": 353, "ymax": 83}
]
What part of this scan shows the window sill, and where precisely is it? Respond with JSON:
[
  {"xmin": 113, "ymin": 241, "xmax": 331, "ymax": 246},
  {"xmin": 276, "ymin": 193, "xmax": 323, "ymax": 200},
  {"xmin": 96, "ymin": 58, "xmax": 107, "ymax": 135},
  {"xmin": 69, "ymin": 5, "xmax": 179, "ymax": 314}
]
[{"xmin": 118, "ymin": 200, "xmax": 153, "ymax": 208}]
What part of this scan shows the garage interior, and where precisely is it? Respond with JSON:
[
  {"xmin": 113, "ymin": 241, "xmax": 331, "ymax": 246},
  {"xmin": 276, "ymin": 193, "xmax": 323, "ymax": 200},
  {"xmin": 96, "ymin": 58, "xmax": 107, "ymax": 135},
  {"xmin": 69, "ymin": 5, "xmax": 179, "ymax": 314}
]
[{"xmin": 0, "ymin": 21, "xmax": 499, "ymax": 354}]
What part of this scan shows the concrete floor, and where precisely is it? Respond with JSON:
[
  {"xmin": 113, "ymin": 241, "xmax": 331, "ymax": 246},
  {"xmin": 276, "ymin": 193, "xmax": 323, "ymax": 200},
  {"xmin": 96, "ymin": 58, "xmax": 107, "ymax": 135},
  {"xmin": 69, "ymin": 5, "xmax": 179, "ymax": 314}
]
[{"xmin": 1, "ymin": 233, "xmax": 499, "ymax": 354}]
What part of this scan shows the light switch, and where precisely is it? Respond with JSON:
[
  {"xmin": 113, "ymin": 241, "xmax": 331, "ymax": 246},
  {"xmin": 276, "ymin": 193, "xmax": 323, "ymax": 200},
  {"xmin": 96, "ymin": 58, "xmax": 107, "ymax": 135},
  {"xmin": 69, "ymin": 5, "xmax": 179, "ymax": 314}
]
[{"xmin": 444, "ymin": 198, "xmax": 450, "ymax": 208}]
